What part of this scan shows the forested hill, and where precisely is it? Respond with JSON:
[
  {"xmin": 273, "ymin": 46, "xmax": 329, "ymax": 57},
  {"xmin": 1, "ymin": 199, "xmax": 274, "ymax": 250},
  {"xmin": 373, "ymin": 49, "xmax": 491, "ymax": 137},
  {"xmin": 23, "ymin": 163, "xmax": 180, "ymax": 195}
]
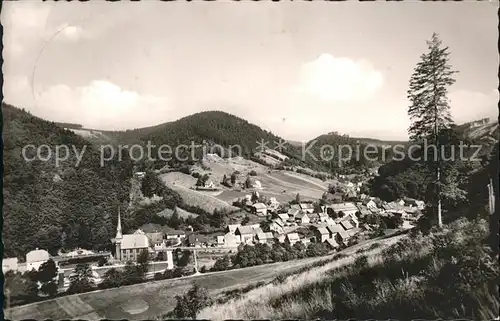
[
  {"xmin": 78, "ymin": 110, "xmax": 318, "ymax": 170},
  {"xmin": 2, "ymin": 103, "xmax": 133, "ymax": 258},
  {"xmin": 114, "ymin": 110, "xmax": 288, "ymax": 153}
]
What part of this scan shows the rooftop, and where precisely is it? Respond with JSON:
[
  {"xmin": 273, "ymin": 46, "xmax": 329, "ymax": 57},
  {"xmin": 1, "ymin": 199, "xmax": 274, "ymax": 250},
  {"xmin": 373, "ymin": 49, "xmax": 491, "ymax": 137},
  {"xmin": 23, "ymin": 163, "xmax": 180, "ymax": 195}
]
[
  {"xmin": 121, "ymin": 234, "xmax": 150, "ymax": 250},
  {"xmin": 26, "ymin": 249, "xmax": 50, "ymax": 263}
]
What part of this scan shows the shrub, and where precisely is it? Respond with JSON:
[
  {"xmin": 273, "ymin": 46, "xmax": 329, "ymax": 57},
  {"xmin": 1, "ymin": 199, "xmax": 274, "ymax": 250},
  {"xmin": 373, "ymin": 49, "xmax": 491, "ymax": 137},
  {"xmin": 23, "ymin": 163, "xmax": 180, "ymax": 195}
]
[{"xmin": 249, "ymin": 170, "xmax": 257, "ymax": 176}]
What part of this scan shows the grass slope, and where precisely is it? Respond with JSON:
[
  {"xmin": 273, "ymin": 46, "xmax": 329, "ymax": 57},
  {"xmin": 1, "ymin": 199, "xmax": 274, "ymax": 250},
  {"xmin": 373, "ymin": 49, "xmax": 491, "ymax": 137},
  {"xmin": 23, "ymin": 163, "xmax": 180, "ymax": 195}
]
[{"xmin": 199, "ymin": 219, "xmax": 498, "ymax": 320}]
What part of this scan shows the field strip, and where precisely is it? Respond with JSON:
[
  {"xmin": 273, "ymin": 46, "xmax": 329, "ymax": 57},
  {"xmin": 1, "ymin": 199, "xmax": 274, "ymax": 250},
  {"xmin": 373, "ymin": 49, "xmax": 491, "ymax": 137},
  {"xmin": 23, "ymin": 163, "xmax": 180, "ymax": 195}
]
[
  {"xmin": 282, "ymin": 172, "xmax": 328, "ymax": 190},
  {"xmin": 262, "ymin": 173, "xmax": 324, "ymax": 192},
  {"xmin": 56, "ymin": 295, "xmax": 100, "ymax": 319}
]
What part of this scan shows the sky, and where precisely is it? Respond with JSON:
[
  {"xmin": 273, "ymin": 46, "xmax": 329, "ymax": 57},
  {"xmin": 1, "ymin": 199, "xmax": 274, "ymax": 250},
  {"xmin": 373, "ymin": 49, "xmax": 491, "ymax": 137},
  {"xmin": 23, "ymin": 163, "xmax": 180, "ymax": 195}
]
[{"xmin": 2, "ymin": 1, "xmax": 499, "ymax": 141}]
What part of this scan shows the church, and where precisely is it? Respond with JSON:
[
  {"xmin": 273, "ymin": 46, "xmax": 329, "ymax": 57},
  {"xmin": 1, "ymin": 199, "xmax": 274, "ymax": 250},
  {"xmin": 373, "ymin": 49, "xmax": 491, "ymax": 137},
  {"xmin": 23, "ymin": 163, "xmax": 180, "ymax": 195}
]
[{"xmin": 111, "ymin": 208, "xmax": 152, "ymax": 262}]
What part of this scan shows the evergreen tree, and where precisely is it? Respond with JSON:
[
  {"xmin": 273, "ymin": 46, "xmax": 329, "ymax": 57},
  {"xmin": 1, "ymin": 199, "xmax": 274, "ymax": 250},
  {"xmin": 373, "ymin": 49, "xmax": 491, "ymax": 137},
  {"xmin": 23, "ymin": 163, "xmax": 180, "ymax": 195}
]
[
  {"xmin": 169, "ymin": 208, "xmax": 183, "ymax": 229},
  {"xmin": 137, "ymin": 249, "xmax": 150, "ymax": 277},
  {"xmin": 407, "ymin": 33, "xmax": 458, "ymax": 227},
  {"xmin": 295, "ymin": 193, "xmax": 301, "ymax": 203}
]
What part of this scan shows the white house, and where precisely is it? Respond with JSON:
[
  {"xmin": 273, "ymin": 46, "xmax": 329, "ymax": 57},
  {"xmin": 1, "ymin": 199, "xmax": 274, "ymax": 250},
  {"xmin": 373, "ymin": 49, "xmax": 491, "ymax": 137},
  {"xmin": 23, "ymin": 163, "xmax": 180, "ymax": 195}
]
[
  {"xmin": 362, "ymin": 199, "xmax": 377, "ymax": 209},
  {"xmin": 270, "ymin": 219, "xmax": 285, "ymax": 234},
  {"xmin": 226, "ymin": 224, "xmax": 242, "ymax": 234},
  {"xmin": 3, "ymin": 257, "xmax": 18, "ymax": 273},
  {"xmin": 235, "ymin": 226, "xmax": 263, "ymax": 244},
  {"xmin": 285, "ymin": 233, "xmax": 301, "ymax": 246},
  {"xmin": 26, "ymin": 249, "xmax": 51, "ymax": 272},
  {"xmin": 277, "ymin": 213, "xmax": 290, "ymax": 222},
  {"xmin": 255, "ymin": 232, "xmax": 274, "ymax": 244},
  {"xmin": 252, "ymin": 203, "xmax": 268, "ymax": 216},
  {"xmin": 295, "ymin": 212, "xmax": 310, "ymax": 225},
  {"xmin": 299, "ymin": 203, "xmax": 315, "ymax": 214},
  {"xmin": 205, "ymin": 181, "xmax": 216, "ymax": 189}
]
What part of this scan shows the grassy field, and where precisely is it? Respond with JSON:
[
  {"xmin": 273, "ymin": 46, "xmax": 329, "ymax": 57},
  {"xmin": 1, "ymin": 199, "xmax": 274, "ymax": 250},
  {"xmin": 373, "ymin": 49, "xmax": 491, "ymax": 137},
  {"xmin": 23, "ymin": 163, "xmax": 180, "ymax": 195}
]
[
  {"xmin": 159, "ymin": 173, "xmax": 239, "ymax": 213},
  {"xmin": 159, "ymin": 163, "xmax": 331, "ymax": 209},
  {"xmin": 5, "ymin": 235, "xmax": 402, "ymax": 321}
]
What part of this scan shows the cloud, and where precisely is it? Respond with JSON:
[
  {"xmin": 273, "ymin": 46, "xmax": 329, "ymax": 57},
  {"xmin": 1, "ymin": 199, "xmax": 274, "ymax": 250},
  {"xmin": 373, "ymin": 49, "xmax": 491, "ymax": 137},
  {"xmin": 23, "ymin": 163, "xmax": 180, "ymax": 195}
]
[
  {"xmin": 57, "ymin": 25, "xmax": 88, "ymax": 42},
  {"xmin": 5, "ymin": 79, "xmax": 170, "ymax": 130},
  {"xmin": 449, "ymin": 89, "xmax": 499, "ymax": 124},
  {"xmin": 296, "ymin": 53, "xmax": 384, "ymax": 103}
]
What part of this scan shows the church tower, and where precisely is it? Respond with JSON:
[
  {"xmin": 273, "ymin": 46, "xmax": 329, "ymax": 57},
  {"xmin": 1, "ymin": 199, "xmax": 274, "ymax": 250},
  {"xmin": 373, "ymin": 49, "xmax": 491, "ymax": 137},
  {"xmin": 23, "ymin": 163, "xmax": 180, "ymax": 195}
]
[{"xmin": 112, "ymin": 207, "xmax": 123, "ymax": 261}]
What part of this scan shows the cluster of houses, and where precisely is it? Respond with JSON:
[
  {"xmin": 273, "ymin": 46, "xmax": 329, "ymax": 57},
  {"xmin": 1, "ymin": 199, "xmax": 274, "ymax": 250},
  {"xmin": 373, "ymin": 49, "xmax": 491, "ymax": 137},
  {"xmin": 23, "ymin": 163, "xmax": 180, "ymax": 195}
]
[{"xmin": 216, "ymin": 223, "xmax": 311, "ymax": 248}]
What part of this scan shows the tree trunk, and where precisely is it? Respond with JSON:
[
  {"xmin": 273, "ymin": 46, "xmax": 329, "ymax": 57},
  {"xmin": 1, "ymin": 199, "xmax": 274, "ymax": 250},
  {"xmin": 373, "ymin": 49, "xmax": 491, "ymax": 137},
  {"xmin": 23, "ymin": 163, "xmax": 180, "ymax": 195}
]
[{"xmin": 437, "ymin": 167, "xmax": 443, "ymax": 227}]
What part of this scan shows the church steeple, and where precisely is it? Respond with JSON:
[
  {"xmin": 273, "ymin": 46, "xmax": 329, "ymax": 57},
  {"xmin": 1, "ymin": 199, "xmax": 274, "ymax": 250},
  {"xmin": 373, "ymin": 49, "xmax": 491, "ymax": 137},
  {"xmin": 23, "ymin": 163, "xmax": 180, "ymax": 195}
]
[{"xmin": 116, "ymin": 207, "xmax": 123, "ymax": 239}]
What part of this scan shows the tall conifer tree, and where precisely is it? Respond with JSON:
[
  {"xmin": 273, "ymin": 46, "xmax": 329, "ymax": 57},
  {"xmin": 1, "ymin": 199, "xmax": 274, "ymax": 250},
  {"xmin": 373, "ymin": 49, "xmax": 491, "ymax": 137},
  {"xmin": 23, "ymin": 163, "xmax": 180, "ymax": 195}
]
[{"xmin": 407, "ymin": 33, "xmax": 458, "ymax": 227}]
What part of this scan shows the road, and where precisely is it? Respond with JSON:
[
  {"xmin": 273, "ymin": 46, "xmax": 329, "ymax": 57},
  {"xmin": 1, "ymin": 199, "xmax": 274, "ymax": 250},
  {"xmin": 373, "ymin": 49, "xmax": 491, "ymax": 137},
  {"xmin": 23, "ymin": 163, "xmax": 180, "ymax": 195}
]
[{"xmin": 5, "ymin": 233, "xmax": 405, "ymax": 320}]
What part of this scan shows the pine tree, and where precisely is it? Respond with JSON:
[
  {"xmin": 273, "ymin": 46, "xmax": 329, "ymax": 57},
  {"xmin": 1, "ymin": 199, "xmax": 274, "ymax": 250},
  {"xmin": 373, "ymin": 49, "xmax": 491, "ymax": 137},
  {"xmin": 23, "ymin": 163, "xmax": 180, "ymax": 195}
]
[{"xmin": 407, "ymin": 33, "xmax": 458, "ymax": 227}]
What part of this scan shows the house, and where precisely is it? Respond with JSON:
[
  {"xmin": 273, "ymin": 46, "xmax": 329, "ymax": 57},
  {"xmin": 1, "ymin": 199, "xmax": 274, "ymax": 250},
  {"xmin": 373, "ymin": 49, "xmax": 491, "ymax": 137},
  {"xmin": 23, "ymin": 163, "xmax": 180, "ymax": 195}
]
[
  {"xmin": 226, "ymin": 224, "xmax": 242, "ymax": 234},
  {"xmin": 404, "ymin": 198, "xmax": 425, "ymax": 210},
  {"xmin": 3, "ymin": 257, "xmax": 18, "ymax": 273},
  {"xmin": 287, "ymin": 208, "xmax": 301, "ymax": 218},
  {"xmin": 268, "ymin": 197, "xmax": 280, "ymax": 211},
  {"xmin": 277, "ymin": 234, "xmax": 287, "ymax": 243},
  {"xmin": 325, "ymin": 217, "xmax": 336, "ymax": 226},
  {"xmin": 162, "ymin": 226, "xmax": 186, "ymax": 240},
  {"xmin": 308, "ymin": 213, "xmax": 320, "ymax": 223},
  {"xmin": 235, "ymin": 226, "xmax": 263, "ymax": 244},
  {"xmin": 295, "ymin": 212, "xmax": 310, "ymax": 225},
  {"xmin": 403, "ymin": 206, "xmax": 420, "ymax": 217},
  {"xmin": 255, "ymin": 232, "xmax": 275, "ymax": 244},
  {"xmin": 290, "ymin": 204, "xmax": 301, "ymax": 211},
  {"xmin": 218, "ymin": 233, "xmax": 241, "ymax": 247},
  {"xmin": 187, "ymin": 234, "xmax": 210, "ymax": 247},
  {"xmin": 315, "ymin": 226, "xmax": 331, "ymax": 243},
  {"xmin": 26, "ymin": 249, "xmax": 51, "ymax": 271},
  {"xmin": 254, "ymin": 180, "xmax": 263, "ymax": 189},
  {"xmin": 395, "ymin": 199, "xmax": 406, "ymax": 206},
  {"xmin": 285, "ymin": 233, "xmax": 301, "ymax": 246},
  {"xmin": 299, "ymin": 203, "xmax": 315, "ymax": 214},
  {"xmin": 356, "ymin": 205, "xmax": 372, "ymax": 217},
  {"xmin": 270, "ymin": 219, "xmax": 285, "ymax": 234},
  {"xmin": 362, "ymin": 224, "xmax": 373, "ymax": 231},
  {"xmin": 277, "ymin": 213, "xmax": 290, "ymax": 222},
  {"xmin": 137, "ymin": 223, "xmax": 164, "ymax": 245},
  {"xmin": 362, "ymin": 199, "xmax": 378, "ymax": 209},
  {"xmin": 324, "ymin": 238, "xmax": 340, "ymax": 249},
  {"xmin": 340, "ymin": 219, "xmax": 355, "ymax": 231},
  {"xmin": 205, "ymin": 180, "xmax": 216, "ymax": 189},
  {"xmin": 327, "ymin": 224, "xmax": 350, "ymax": 244},
  {"xmin": 318, "ymin": 212, "xmax": 329, "ymax": 222},
  {"xmin": 251, "ymin": 203, "xmax": 268, "ymax": 216},
  {"xmin": 327, "ymin": 203, "xmax": 358, "ymax": 216}
]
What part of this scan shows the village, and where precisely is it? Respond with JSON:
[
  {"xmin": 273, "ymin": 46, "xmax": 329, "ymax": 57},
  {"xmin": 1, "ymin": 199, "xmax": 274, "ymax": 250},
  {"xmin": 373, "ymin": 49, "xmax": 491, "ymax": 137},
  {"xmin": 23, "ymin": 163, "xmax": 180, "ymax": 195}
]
[{"xmin": 2, "ymin": 162, "xmax": 424, "ymax": 295}]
